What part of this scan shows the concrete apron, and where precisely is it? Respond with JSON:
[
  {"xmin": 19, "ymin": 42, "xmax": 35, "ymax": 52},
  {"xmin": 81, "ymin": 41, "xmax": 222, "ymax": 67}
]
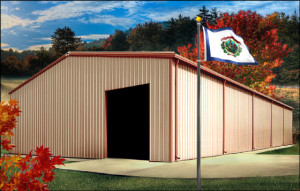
[{"xmin": 55, "ymin": 145, "xmax": 299, "ymax": 179}]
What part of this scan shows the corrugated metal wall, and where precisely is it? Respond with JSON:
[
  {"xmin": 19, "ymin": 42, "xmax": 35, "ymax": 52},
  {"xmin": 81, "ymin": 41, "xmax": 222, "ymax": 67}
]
[
  {"xmin": 253, "ymin": 96, "xmax": 271, "ymax": 150},
  {"xmin": 284, "ymin": 109, "xmax": 293, "ymax": 145},
  {"xmin": 177, "ymin": 64, "xmax": 197, "ymax": 160},
  {"xmin": 272, "ymin": 104, "xmax": 284, "ymax": 147},
  {"xmin": 177, "ymin": 64, "xmax": 223, "ymax": 160},
  {"xmin": 10, "ymin": 54, "xmax": 293, "ymax": 162},
  {"xmin": 224, "ymin": 84, "xmax": 252, "ymax": 154},
  {"xmin": 11, "ymin": 56, "xmax": 170, "ymax": 161}
]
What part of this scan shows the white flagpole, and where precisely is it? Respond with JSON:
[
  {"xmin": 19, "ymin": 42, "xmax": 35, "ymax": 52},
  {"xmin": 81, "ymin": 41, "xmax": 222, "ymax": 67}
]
[{"xmin": 196, "ymin": 16, "xmax": 201, "ymax": 191}]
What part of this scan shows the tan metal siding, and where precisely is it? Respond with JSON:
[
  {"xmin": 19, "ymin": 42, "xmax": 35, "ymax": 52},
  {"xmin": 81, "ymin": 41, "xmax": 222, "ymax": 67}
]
[
  {"xmin": 177, "ymin": 64, "xmax": 223, "ymax": 160},
  {"xmin": 11, "ymin": 57, "xmax": 170, "ymax": 161},
  {"xmin": 284, "ymin": 109, "xmax": 293, "ymax": 145},
  {"xmin": 201, "ymin": 73, "xmax": 223, "ymax": 157},
  {"xmin": 253, "ymin": 96, "xmax": 271, "ymax": 150},
  {"xmin": 224, "ymin": 84, "xmax": 252, "ymax": 154},
  {"xmin": 271, "ymin": 104, "xmax": 284, "ymax": 147}
]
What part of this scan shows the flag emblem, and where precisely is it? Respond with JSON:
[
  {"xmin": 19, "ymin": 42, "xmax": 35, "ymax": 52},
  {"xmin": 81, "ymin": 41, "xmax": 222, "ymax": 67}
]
[
  {"xmin": 221, "ymin": 37, "xmax": 242, "ymax": 57},
  {"xmin": 203, "ymin": 27, "xmax": 258, "ymax": 65}
]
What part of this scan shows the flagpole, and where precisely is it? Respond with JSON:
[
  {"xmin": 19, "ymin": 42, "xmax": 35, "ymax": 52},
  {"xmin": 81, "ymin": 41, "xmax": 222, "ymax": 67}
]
[{"xmin": 196, "ymin": 16, "xmax": 201, "ymax": 191}]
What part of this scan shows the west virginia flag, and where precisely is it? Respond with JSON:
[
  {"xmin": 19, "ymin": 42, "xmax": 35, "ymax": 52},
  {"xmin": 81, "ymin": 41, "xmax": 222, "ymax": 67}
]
[{"xmin": 203, "ymin": 27, "xmax": 258, "ymax": 65}]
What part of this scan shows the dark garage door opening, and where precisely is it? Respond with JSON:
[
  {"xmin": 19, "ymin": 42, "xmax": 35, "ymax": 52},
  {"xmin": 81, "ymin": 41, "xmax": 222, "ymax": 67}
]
[{"xmin": 106, "ymin": 84, "xmax": 149, "ymax": 160}]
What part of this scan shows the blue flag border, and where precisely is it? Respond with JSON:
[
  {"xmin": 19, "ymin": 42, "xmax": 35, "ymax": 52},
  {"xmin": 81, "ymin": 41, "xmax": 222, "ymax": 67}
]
[{"xmin": 203, "ymin": 27, "xmax": 258, "ymax": 65}]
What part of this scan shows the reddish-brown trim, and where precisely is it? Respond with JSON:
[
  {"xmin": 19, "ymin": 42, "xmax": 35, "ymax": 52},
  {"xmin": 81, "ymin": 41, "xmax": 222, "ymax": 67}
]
[
  {"xmin": 291, "ymin": 111, "xmax": 293, "ymax": 144},
  {"xmin": 9, "ymin": 51, "xmax": 293, "ymax": 111},
  {"xmin": 223, "ymin": 80, "xmax": 226, "ymax": 154},
  {"xmin": 104, "ymin": 91, "xmax": 108, "ymax": 158},
  {"xmin": 271, "ymin": 102, "xmax": 273, "ymax": 147},
  {"xmin": 283, "ymin": 108, "xmax": 284, "ymax": 145},
  {"xmin": 9, "ymin": 54, "xmax": 67, "ymax": 94},
  {"xmin": 169, "ymin": 59, "xmax": 174, "ymax": 162},
  {"xmin": 69, "ymin": 51, "xmax": 176, "ymax": 58},
  {"xmin": 252, "ymin": 93, "xmax": 255, "ymax": 150},
  {"xmin": 175, "ymin": 60, "xmax": 179, "ymax": 161}
]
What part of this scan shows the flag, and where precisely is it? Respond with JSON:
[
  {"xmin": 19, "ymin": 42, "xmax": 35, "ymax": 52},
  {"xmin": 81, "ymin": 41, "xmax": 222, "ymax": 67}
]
[{"xmin": 203, "ymin": 27, "xmax": 258, "ymax": 65}]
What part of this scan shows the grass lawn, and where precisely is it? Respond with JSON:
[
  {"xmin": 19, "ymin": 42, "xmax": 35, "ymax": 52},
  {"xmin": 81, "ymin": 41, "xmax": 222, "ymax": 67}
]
[
  {"xmin": 48, "ymin": 169, "xmax": 299, "ymax": 190},
  {"xmin": 258, "ymin": 144, "xmax": 300, "ymax": 155}
]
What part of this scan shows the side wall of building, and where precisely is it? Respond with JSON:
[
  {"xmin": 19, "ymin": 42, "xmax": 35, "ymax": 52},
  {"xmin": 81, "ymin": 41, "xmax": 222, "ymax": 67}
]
[
  {"xmin": 176, "ymin": 63, "xmax": 293, "ymax": 160},
  {"xmin": 177, "ymin": 64, "xmax": 223, "ymax": 160},
  {"xmin": 11, "ymin": 56, "xmax": 171, "ymax": 161}
]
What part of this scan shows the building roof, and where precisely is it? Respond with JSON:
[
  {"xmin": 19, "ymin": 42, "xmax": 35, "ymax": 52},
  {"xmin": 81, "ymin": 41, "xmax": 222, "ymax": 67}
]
[{"xmin": 9, "ymin": 51, "xmax": 293, "ymax": 110}]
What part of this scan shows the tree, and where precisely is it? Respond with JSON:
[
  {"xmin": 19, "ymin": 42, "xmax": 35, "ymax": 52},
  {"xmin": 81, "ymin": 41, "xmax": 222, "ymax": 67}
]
[
  {"xmin": 197, "ymin": 6, "xmax": 212, "ymax": 28},
  {"xmin": 0, "ymin": 99, "xmax": 65, "ymax": 190},
  {"xmin": 271, "ymin": 11, "xmax": 299, "ymax": 85},
  {"xmin": 178, "ymin": 10, "xmax": 291, "ymax": 98},
  {"xmin": 51, "ymin": 26, "xmax": 82, "ymax": 57},
  {"xmin": 101, "ymin": 36, "xmax": 112, "ymax": 51},
  {"xmin": 110, "ymin": 30, "xmax": 130, "ymax": 51},
  {"xmin": 128, "ymin": 21, "xmax": 164, "ymax": 51},
  {"xmin": 163, "ymin": 14, "xmax": 197, "ymax": 51},
  {"xmin": 26, "ymin": 47, "xmax": 56, "ymax": 75}
]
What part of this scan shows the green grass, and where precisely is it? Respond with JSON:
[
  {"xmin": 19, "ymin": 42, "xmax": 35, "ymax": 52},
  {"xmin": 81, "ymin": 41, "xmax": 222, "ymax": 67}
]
[
  {"xmin": 48, "ymin": 169, "xmax": 299, "ymax": 190},
  {"xmin": 62, "ymin": 160, "xmax": 78, "ymax": 164},
  {"xmin": 259, "ymin": 144, "xmax": 300, "ymax": 155}
]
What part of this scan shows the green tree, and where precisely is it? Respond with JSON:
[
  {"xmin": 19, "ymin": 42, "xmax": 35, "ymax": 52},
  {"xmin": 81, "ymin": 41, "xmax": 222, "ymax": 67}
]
[
  {"xmin": 128, "ymin": 21, "xmax": 164, "ymax": 51},
  {"xmin": 110, "ymin": 30, "xmax": 130, "ymax": 51},
  {"xmin": 51, "ymin": 26, "xmax": 82, "ymax": 57},
  {"xmin": 27, "ymin": 47, "xmax": 56, "ymax": 75},
  {"xmin": 163, "ymin": 14, "xmax": 197, "ymax": 51},
  {"xmin": 271, "ymin": 11, "xmax": 299, "ymax": 85},
  {"xmin": 197, "ymin": 5, "xmax": 212, "ymax": 27}
]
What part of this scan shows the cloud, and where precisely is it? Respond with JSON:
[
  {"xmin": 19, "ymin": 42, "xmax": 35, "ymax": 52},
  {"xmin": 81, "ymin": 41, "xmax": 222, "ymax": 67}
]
[
  {"xmin": 35, "ymin": 37, "xmax": 52, "ymax": 41},
  {"xmin": 11, "ymin": 1, "xmax": 20, "ymax": 5},
  {"xmin": 1, "ymin": 43, "xmax": 9, "ymax": 48},
  {"xmin": 32, "ymin": 1, "xmax": 145, "ymax": 23},
  {"xmin": 79, "ymin": 34, "xmax": 110, "ymax": 40},
  {"xmin": 141, "ymin": 6, "xmax": 199, "ymax": 21},
  {"xmin": 27, "ymin": 44, "xmax": 52, "ymax": 50},
  {"xmin": 1, "ymin": 14, "xmax": 33, "ymax": 29},
  {"xmin": 38, "ymin": 1, "xmax": 68, "ymax": 4},
  {"xmin": 15, "ymin": 7, "xmax": 20, "ymax": 10},
  {"xmin": 88, "ymin": 15, "xmax": 136, "ymax": 27},
  {"xmin": 9, "ymin": 30, "xmax": 17, "ymax": 35}
]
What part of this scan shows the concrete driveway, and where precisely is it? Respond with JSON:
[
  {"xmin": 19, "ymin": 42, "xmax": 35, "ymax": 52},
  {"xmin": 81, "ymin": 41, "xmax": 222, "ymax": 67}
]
[{"xmin": 56, "ymin": 145, "xmax": 299, "ymax": 178}]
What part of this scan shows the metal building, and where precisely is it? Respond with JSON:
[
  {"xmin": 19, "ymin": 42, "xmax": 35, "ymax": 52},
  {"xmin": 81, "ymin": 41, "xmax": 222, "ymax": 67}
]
[{"xmin": 9, "ymin": 52, "xmax": 293, "ymax": 162}]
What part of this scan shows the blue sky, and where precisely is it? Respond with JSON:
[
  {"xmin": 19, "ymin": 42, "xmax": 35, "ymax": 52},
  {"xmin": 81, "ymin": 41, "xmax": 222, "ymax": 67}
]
[{"xmin": 1, "ymin": 1, "xmax": 299, "ymax": 52}]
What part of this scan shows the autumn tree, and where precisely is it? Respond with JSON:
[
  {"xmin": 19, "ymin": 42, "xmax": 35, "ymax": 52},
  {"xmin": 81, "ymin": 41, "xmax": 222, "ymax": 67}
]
[
  {"xmin": 178, "ymin": 10, "xmax": 291, "ymax": 98},
  {"xmin": 0, "ymin": 99, "xmax": 65, "ymax": 190},
  {"xmin": 51, "ymin": 26, "xmax": 82, "ymax": 57},
  {"xmin": 101, "ymin": 36, "xmax": 113, "ymax": 51}
]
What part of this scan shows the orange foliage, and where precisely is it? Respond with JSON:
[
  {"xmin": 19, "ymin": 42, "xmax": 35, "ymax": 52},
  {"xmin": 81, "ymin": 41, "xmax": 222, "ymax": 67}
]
[
  {"xmin": 0, "ymin": 99, "xmax": 65, "ymax": 190},
  {"xmin": 178, "ymin": 11, "xmax": 291, "ymax": 98}
]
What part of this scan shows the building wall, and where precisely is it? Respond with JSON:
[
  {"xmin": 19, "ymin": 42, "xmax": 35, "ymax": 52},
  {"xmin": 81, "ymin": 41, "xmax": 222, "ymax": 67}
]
[
  {"xmin": 253, "ymin": 96, "xmax": 272, "ymax": 150},
  {"xmin": 224, "ymin": 84, "xmax": 252, "ymax": 154},
  {"xmin": 177, "ymin": 64, "xmax": 223, "ymax": 160},
  {"xmin": 272, "ymin": 104, "xmax": 284, "ymax": 147},
  {"xmin": 11, "ymin": 56, "xmax": 170, "ymax": 161},
  {"xmin": 284, "ymin": 109, "xmax": 293, "ymax": 145}
]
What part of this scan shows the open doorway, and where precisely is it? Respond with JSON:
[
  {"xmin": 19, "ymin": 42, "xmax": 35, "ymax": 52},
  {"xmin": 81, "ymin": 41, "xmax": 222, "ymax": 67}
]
[{"xmin": 106, "ymin": 84, "xmax": 149, "ymax": 160}]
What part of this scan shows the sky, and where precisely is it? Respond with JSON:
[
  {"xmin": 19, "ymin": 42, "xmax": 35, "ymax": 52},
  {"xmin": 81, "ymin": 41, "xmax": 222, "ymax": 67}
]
[{"xmin": 1, "ymin": 1, "xmax": 299, "ymax": 52}]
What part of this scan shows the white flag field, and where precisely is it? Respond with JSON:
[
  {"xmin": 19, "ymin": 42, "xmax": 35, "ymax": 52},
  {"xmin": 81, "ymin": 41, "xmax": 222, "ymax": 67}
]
[{"xmin": 203, "ymin": 27, "xmax": 258, "ymax": 65}]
